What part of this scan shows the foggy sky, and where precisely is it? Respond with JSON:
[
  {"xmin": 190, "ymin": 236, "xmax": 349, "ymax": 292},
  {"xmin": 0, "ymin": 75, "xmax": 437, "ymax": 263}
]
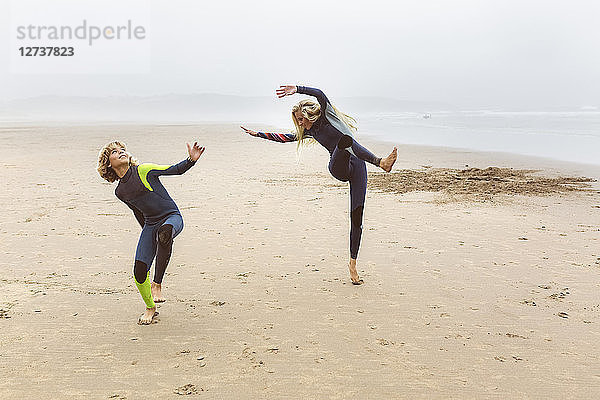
[{"xmin": 1, "ymin": 0, "xmax": 599, "ymax": 109}]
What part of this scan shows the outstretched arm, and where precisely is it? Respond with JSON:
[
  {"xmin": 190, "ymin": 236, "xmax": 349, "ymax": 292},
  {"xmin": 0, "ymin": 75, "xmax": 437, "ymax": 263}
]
[
  {"xmin": 276, "ymin": 84, "xmax": 330, "ymax": 111},
  {"xmin": 140, "ymin": 142, "xmax": 205, "ymax": 178},
  {"xmin": 241, "ymin": 126, "xmax": 297, "ymax": 143},
  {"xmin": 296, "ymin": 86, "xmax": 330, "ymax": 110}
]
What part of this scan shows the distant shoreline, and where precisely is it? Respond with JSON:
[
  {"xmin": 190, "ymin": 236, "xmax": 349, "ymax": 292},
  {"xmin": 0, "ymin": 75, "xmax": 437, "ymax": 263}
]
[{"xmin": 1, "ymin": 121, "xmax": 599, "ymax": 181}]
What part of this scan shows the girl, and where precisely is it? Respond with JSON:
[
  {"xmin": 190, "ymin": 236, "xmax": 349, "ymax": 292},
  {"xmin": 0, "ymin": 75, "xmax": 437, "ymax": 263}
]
[{"xmin": 242, "ymin": 85, "xmax": 396, "ymax": 284}]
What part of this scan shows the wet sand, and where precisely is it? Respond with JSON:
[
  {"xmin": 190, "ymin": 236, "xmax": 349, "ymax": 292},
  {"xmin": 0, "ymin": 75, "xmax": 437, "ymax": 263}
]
[{"xmin": 1, "ymin": 124, "xmax": 599, "ymax": 399}]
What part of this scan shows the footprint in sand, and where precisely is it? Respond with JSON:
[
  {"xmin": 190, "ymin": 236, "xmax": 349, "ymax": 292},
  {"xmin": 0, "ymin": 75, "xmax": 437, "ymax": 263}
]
[
  {"xmin": 521, "ymin": 300, "xmax": 536, "ymax": 306},
  {"xmin": 506, "ymin": 333, "xmax": 528, "ymax": 339},
  {"xmin": 377, "ymin": 338, "xmax": 394, "ymax": 346},
  {"xmin": 174, "ymin": 384, "xmax": 203, "ymax": 395},
  {"xmin": 549, "ymin": 288, "xmax": 570, "ymax": 300}
]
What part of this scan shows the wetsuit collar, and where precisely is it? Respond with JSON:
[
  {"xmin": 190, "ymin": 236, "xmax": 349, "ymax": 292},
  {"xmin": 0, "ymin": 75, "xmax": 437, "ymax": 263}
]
[
  {"xmin": 308, "ymin": 116, "xmax": 324, "ymax": 132},
  {"xmin": 119, "ymin": 165, "xmax": 133, "ymax": 182}
]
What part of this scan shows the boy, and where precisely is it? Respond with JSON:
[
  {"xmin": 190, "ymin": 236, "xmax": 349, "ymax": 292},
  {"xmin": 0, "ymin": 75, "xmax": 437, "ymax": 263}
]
[{"xmin": 97, "ymin": 141, "xmax": 204, "ymax": 324}]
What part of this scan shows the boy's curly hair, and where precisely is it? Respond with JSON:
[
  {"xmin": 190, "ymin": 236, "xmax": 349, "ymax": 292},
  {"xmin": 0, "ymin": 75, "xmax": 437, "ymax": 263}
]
[{"xmin": 97, "ymin": 141, "xmax": 138, "ymax": 182}]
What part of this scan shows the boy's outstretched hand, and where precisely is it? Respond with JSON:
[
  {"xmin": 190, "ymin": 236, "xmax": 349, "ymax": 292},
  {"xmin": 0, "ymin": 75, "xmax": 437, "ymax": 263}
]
[{"xmin": 187, "ymin": 142, "xmax": 205, "ymax": 162}]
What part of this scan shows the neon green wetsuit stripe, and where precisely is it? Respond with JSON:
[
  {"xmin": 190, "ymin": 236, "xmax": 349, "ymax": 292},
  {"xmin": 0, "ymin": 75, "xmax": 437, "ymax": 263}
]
[
  {"xmin": 137, "ymin": 163, "xmax": 171, "ymax": 191},
  {"xmin": 135, "ymin": 272, "xmax": 155, "ymax": 308}
]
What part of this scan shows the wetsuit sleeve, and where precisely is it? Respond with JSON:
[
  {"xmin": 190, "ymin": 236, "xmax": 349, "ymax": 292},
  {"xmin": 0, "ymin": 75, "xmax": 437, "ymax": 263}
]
[
  {"xmin": 156, "ymin": 159, "xmax": 196, "ymax": 176},
  {"xmin": 256, "ymin": 131, "xmax": 298, "ymax": 143},
  {"xmin": 296, "ymin": 86, "xmax": 330, "ymax": 111},
  {"xmin": 126, "ymin": 203, "xmax": 145, "ymax": 228},
  {"xmin": 139, "ymin": 159, "xmax": 196, "ymax": 179}
]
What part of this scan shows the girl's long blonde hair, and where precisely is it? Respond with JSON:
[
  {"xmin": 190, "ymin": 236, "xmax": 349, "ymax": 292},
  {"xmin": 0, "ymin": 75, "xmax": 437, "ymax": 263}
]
[
  {"xmin": 97, "ymin": 141, "xmax": 139, "ymax": 182},
  {"xmin": 291, "ymin": 99, "xmax": 358, "ymax": 149}
]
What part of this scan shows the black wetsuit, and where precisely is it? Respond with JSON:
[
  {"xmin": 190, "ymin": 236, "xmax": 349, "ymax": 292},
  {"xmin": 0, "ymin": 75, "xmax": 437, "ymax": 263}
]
[
  {"xmin": 257, "ymin": 86, "xmax": 381, "ymax": 259},
  {"xmin": 115, "ymin": 159, "xmax": 195, "ymax": 284}
]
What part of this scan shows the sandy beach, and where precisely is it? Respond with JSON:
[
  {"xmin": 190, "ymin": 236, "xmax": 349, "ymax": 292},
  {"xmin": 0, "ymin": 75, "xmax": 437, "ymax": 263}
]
[{"xmin": 1, "ymin": 124, "xmax": 600, "ymax": 399}]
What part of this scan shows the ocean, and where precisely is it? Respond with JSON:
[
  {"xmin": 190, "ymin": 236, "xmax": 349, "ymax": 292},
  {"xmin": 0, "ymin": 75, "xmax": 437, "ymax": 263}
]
[
  {"xmin": 1, "ymin": 105, "xmax": 598, "ymax": 166},
  {"xmin": 359, "ymin": 110, "xmax": 600, "ymax": 166}
]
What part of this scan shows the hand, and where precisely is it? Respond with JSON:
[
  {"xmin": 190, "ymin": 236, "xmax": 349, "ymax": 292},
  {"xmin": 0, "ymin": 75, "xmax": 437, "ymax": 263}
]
[
  {"xmin": 186, "ymin": 142, "xmax": 205, "ymax": 162},
  {"xmin": 240, "ymin": 126, "xmax": 258, "ymax": 137},
  {"xmin": 276, "ymin": 85, "xmax": 297, "ymax": 98}
]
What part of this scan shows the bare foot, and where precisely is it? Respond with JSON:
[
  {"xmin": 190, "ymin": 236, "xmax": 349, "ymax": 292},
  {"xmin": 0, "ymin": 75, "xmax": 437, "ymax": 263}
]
[
  {"xmin": 138, "ymin": 307, "xmax": 157, "ymax": 325},
  {"xmin": 379, "ymin": 147, "xmax": 397, "ymax": 172},
  {"xmin": 348, "ymin": 259, "xmax": 364, "ymax": 285},
  {"xmin": 151, "ymin": 281, "xmax": 165, "ymax": 303}
]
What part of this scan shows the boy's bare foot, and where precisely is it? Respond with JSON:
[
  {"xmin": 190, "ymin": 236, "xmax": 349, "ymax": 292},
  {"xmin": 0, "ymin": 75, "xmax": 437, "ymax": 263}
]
[
  {"xmin": 380, "ymin": 147, "xmax": 397, "ymax": 172},
  {"xmin": 348, "ymin": 259, "xmax": 364, "ymax": 285},
  {"xmin": 138, "ymin": 307, "xmax": 157, "ymax": 325},
  {"xmin": 151, "ymin": 281, "xmax": 165, "ymax": 303}
]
